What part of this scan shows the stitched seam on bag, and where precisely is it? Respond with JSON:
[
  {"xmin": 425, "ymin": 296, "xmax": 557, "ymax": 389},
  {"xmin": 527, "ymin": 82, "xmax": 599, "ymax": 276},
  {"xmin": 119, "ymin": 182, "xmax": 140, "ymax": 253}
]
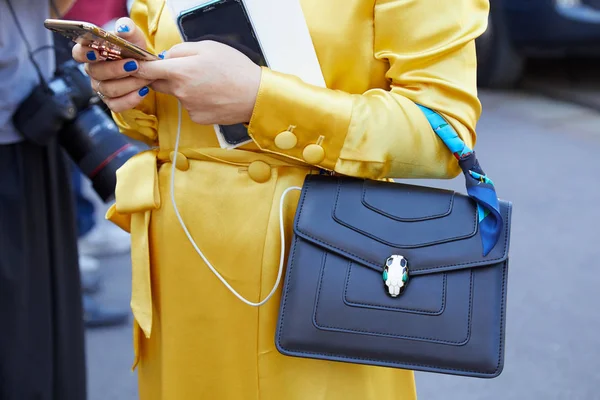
[
  {"xmin": 294, "ymin": 178, "xmax": 510, "ymax": 274},
  {"xmin": 361, "ymin": 181, "xmax": 455, "ymax": 222},
  {"xmin": 333, "ymin": 180, "xmax": 478, "ymax": 249},
  {"xmin": 343, "ymin": 262, "xmax": 447, "ymax": 315},
  {"xmin": 279, "ymin": 267, "xmax": 504, "ymax": 375},
  {"xmin": 496, "ymin": 258, "xmax": 508, "ymax": 373},
  {"xmin": 276, "ymin": 181, "xmax": 310, "ymax": 348},
  {"xmin": 311, "ymin": 258, "xmax": 473, "ymax": 345}
]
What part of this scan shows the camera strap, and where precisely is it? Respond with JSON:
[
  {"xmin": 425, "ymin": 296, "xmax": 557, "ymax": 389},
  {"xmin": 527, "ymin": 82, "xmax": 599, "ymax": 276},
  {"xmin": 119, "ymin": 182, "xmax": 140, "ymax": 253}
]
[{"xmin": 4, "ymin": 0, "xmax": 63, "ymax": 88}]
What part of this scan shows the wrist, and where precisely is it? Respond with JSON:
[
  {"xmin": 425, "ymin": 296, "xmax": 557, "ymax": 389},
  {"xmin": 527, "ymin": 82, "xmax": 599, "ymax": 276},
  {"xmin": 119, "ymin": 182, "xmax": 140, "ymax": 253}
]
[{"xmin": 242, "ymin": 64, "xmax": 263, "ymax": 123}]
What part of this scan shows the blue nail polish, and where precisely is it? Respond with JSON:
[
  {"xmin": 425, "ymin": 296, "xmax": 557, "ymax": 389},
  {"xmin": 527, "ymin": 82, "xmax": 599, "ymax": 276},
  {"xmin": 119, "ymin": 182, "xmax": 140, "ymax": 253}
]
[
  {"xmin": 124, "ymin": 61, "xmax": 138, "ymax": 72},
  {"xmin": 86, "ymin": 51, "xmax": 96, "ymax": 61},
  {"xmin": 117, "ymin": 24, "xmax": 130, "ymax": 33},
  {"xmin": 139, "ymin": 86, "xmax": 149, "ymax": 97},
  {"xmin": 158, "ymin": 50, "xmax": 166, "ymax": 59}
]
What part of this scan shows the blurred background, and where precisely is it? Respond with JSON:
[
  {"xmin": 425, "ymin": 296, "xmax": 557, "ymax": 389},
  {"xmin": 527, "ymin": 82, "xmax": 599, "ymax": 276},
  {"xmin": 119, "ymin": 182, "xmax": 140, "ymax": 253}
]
[{"xmin": 19, "ymin": 0, "xmax": 600, "ymax": 399}]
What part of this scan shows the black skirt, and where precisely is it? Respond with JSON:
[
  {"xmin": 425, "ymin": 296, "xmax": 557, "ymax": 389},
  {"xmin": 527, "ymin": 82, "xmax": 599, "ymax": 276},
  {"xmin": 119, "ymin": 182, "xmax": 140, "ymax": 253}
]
[{"xmin": 0, "ymin": 139, "xmax": 87, "ymax": 400}]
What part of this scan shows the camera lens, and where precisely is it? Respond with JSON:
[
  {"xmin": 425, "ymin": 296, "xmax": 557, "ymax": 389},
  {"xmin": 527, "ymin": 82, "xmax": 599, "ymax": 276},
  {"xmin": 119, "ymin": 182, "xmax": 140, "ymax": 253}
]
[{"xmin": 59, "ymin": 105, "xmax": 140, "ymax": 202}]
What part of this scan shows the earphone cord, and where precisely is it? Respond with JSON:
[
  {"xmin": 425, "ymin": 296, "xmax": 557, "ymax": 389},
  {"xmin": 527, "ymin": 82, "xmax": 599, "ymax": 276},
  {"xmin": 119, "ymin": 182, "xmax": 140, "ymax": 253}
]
[{"xmin": 170, "ymin": 100, "xmax": 301, "ymax": 307}]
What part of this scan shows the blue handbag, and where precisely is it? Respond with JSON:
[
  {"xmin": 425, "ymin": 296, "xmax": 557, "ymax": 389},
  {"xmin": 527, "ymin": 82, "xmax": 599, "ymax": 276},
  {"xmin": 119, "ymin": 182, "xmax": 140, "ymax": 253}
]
[{"xmin": 275, "ymin": 106, "xmax": 512, "ymax": 378}]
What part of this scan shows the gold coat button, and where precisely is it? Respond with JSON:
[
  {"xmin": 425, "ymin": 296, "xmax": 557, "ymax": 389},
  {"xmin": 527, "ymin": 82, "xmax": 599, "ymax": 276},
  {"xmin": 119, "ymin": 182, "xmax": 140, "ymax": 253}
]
[
  {"xmin": 248, "ymin": 160, "xmax": 271, "ymax": 183},
  {"xmin": 169, "ymin": 151, "xmax": 190, "ymax": 171},
  {"xmin": 302, "ymin": 144, "xmax": 325, "ymax": 165},
  {"xmin": 274, "ymin": 130, "xmax": 298, "ymax": 150}
]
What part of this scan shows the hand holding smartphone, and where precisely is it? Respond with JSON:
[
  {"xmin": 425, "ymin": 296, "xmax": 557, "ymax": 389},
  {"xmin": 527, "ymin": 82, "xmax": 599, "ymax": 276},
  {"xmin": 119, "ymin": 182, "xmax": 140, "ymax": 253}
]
[
  {"xmin": 44, "ymin": 19, "xmax": 159, "ymax": 61},
  {"xmin": 174, "ymin": 0, "xmax": 268, "ymax": 147}
]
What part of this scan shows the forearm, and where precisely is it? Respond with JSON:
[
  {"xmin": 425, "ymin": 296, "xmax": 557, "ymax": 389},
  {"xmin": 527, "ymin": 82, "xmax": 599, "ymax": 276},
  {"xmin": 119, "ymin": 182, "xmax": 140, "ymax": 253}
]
[
  {"xmin": 248, "ymin": 0, "xmax": 487, "ymax": 180},
  {"xmin": 248, "ymin": 71, "xmax": 468, "ymax": 180},
  {"xmin": 51, "ymin": 0, "xmax": 76, "ymax": 17}
]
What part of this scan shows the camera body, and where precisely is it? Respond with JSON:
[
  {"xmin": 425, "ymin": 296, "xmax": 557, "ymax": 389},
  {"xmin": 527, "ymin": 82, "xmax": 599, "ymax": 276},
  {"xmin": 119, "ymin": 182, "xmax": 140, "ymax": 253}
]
[{"xmin": 13, "ymin": 60, "xmax": 139, "ymax": 202}]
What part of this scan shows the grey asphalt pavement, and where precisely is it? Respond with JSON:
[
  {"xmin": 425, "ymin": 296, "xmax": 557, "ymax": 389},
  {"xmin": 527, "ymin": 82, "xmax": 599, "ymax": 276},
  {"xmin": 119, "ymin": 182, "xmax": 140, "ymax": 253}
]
[{"xmin": 85, "ymin": 90, "xmax": 600, "ymax": 400}]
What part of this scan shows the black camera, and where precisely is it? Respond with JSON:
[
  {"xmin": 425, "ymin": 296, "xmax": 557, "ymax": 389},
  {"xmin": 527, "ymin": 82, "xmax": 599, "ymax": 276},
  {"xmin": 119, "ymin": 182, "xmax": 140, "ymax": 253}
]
[{"xmin": 12, "ymin": 60, "xmax": 139, "ymax": 202}]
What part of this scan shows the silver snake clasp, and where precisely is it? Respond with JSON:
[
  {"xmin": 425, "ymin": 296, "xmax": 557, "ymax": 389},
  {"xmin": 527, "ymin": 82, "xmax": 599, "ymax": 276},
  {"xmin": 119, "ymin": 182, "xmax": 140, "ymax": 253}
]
[{"xmin": 383, "ymin": 255, "xmax": 409, "ymax": 297}]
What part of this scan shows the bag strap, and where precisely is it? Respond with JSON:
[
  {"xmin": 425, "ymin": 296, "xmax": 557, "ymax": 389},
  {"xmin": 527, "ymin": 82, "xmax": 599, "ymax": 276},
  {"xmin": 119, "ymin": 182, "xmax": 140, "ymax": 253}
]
[{"xmin": 416, "ymin": 104, "xmax": 503, "ymax": 256}]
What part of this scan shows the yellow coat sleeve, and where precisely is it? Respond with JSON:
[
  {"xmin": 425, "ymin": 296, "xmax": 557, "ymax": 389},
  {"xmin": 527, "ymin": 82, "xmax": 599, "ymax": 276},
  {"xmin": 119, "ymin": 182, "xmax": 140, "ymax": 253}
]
[
  {"xmin": 111, "ymin": 0, "xmax": 159, "ymax": 147},
  {"xmin": 248, "ymin": 0, "xmax": 489, "ymax": 180}
]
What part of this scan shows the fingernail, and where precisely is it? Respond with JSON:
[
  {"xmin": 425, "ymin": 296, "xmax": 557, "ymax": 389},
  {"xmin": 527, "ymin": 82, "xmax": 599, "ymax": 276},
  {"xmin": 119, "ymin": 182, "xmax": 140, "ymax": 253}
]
[
  {"xmin": 138, "ymin": 86, "xmax": 149, "ymax": 97},
  {"xmin": 86, "ymin": 51, "xmax": 96, "ymax": 61},
  {"xmin": 117, "ymin": 24, "xmax": 130, "ymax": 33},
  {"xmin": 124, "ymin": 61, "xmax": 138, "ymax": 72},
  {"xmin": 158, "ymin": 50, "xmax": 167, "ymax": 59}
]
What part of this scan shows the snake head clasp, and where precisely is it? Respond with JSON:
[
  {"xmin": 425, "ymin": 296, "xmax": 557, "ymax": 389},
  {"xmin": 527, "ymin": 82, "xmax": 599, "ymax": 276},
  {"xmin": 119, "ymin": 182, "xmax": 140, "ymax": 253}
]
[{"xmin": 382, "ymin": 255, "xmax": 409, "ymax": 297}]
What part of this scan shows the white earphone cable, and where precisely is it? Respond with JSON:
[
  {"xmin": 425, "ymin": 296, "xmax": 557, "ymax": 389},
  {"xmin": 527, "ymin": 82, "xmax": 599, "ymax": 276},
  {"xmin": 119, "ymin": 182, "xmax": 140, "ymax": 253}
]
[{"xmin": 170, "ymin": 101, "xmax": 301, "ymax": 306}]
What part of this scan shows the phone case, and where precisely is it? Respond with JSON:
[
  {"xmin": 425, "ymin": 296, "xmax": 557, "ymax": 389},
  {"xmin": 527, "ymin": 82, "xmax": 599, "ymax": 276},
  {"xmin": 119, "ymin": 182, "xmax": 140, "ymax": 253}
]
[{"xmin": 44, "ymin": 19, "xmax": 159, "ymax": 61}]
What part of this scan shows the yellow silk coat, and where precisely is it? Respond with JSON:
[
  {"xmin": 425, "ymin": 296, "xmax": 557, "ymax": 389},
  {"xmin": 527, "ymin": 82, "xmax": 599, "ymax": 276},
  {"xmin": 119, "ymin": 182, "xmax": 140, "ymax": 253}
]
[{"xmin": 107, "ymin": 0, "xmax": 488, "ymax": 398}]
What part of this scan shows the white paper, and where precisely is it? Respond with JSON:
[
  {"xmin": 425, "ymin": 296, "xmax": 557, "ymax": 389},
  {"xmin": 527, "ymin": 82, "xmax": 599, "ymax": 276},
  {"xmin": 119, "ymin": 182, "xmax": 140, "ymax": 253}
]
[{"xmin": 165, "ymin": 0, "xmax": 326, "ymax": 148}]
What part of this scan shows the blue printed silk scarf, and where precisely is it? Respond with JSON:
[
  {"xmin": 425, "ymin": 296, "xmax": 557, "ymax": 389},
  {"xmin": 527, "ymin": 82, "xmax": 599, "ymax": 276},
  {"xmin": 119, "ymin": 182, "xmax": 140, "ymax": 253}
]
[{"xmin": 416, "ymin": 104, "xmax": 503, "ymax": 256}]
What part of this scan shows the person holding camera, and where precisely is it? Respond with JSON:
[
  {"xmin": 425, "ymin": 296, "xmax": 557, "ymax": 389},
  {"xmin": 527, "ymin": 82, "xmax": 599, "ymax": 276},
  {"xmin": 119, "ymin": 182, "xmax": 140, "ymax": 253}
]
[
  {"xmin": 1, "ymin": 0, "xmax": 89, "ymax": 398},
  {"xmin": 55, "ymin": 0, "xmax": 134, "ymax": 327},
  {"xmin": 73, "ymin": 0, "xmax": 488, "ymax": 398}
]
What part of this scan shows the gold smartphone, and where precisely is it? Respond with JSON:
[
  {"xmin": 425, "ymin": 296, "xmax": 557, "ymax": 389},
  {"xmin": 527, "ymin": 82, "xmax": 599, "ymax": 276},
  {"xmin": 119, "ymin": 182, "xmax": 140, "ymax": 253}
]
[{"xmin": 44, "ymin": 19, "xmax": 159, "ymax": 61}]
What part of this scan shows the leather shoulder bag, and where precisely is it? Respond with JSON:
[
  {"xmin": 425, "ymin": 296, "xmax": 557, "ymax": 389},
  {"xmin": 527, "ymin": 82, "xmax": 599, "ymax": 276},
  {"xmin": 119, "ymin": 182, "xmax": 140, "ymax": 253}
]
[{"xmin": 275, "ymin": 105, "xmax": 513, "ymax": 378}]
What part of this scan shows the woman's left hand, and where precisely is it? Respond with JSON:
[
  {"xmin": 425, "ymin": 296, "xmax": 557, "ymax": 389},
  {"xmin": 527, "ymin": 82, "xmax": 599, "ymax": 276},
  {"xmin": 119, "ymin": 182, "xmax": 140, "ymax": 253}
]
[{"xmin": 135, "ymin": 41, "xmax": 262, "ymax": 125}]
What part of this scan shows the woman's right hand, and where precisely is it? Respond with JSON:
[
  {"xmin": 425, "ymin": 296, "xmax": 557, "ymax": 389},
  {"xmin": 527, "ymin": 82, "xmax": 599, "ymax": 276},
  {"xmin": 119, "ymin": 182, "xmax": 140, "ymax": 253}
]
[{"xmin": 72, "ymin": 17, "xmax": 154, "ymax": 113}]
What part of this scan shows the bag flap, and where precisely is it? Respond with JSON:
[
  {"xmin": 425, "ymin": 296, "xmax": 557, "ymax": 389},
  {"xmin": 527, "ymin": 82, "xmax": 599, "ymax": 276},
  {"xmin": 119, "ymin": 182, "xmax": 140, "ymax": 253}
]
[{"xmin": 293, "ymin": 175, "xmax": 512, "ymax": 276}]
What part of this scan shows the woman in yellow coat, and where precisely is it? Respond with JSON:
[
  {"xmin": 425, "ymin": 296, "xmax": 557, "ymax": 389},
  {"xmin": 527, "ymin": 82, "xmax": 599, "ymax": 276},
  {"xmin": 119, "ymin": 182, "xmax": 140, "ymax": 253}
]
[{"xmin": 74, "ymin": 0, "xmax": 488, "ymax": 398}]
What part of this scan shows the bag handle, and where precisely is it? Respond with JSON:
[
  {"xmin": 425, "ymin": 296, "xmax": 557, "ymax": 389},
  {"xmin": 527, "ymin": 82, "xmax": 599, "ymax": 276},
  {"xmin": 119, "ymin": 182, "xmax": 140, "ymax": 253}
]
[{"xmin": 416, "ymin": 104, "xmax": 503, "ymax": 256}]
